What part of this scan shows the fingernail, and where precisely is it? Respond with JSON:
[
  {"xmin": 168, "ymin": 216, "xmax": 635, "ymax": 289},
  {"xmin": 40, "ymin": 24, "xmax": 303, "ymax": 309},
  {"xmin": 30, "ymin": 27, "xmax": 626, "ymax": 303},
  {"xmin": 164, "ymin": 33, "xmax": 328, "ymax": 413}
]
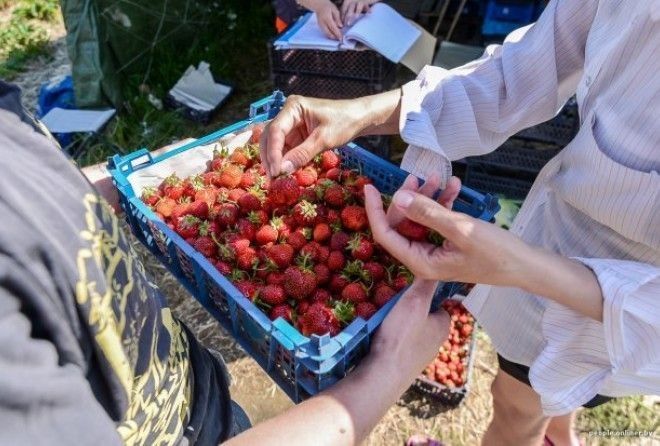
[
  {"xmin": 394, "ymin": 191, "xmax": 414, "ymax": 208},
  {"xmin": 281, "ymin": 160, "xmax": 295, "ymax": 175}
]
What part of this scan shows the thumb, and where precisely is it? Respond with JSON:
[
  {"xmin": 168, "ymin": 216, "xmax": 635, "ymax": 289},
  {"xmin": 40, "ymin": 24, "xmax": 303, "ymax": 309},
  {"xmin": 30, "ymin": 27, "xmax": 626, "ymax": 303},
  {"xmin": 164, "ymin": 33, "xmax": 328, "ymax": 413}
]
[
  {"xmin": 392, "ymin": 190, "xmax": 465, "ymax": 243},
  {"xmin": 281, "ymin": 137, "xmax": 318, "ymax": 174}
]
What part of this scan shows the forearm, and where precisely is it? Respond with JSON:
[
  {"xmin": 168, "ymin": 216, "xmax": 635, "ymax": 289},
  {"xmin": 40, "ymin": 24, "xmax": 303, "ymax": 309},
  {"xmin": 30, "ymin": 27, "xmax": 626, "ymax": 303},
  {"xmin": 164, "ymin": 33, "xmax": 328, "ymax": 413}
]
[
  {"xmin": 226, "ymin": 355, "xmax": 407, "ymax": 446},
  {"xmin": 81, "ymin": 163, "xmax": 120, "ymax": 213},
  {"xmin": 354, "ymin": 89, "xmax": 402, "ymax": 137},
  {"xmin": 517, "ymin": 246, "xmax": 604, "ymax": 321}
]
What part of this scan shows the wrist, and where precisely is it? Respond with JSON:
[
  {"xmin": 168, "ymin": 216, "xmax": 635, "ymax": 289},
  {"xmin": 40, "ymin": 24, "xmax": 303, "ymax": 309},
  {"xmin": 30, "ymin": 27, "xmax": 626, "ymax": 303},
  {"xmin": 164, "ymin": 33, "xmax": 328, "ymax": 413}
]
[{"xmin": 353, "ymin": 89, "xmax": 402, "ymax": 137}]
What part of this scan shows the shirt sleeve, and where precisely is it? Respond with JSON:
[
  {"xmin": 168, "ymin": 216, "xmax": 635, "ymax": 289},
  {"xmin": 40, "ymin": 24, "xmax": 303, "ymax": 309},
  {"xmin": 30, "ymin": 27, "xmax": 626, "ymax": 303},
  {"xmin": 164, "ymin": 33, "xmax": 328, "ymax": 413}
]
[
  {"xmin": 0, "ymin": 272, "xmax": 122, "ymax": 444},
  {"xmin": 400, "ymin": 0, "xmax": 599, "ymax": 182},
  {"xmin": 528, "ymin": 258, "xmax": 660, "ymax": 415}
]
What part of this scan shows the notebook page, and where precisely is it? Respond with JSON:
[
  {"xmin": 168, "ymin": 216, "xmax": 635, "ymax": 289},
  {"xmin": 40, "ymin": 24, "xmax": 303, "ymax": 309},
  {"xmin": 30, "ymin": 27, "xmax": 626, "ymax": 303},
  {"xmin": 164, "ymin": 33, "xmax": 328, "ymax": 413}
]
[
  {"xmin": 343, "ymin": 3, "xmax": 420, "ymax": 62},
  {"xmin": 286, "ymin": 13, "xmax": 342, "ymax": 50}
]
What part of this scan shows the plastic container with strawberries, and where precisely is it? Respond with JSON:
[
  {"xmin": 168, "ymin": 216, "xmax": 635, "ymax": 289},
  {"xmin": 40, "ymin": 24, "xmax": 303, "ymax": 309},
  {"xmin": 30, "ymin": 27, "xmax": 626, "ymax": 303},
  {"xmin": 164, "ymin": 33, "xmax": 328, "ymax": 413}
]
[{"xmin": 108, "ymin": 91, "xmax": 499, "ymax": 402}]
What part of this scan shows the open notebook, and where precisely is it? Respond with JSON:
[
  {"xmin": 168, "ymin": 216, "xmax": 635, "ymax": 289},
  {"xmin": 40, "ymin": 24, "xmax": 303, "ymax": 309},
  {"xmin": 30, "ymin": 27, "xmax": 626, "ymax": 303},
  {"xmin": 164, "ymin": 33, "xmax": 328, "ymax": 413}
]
[{"xmin": 275, "ymin": 3, "xmax": 421, "ymax": 63}]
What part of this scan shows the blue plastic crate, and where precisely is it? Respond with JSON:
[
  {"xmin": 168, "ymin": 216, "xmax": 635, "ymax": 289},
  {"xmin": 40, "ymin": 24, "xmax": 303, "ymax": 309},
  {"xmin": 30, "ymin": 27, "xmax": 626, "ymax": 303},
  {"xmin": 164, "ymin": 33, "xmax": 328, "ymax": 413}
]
[{"xmin": 107, "ymin": 91, "xmax": 499, "ymax": 402}]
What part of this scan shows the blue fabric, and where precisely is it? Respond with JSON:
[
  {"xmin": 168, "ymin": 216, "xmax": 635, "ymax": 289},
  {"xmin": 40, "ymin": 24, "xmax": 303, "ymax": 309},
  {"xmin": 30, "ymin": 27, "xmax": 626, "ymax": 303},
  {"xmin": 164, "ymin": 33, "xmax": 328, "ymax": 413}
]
[{"xmin": 38, "ymin": 75, "xmax": 76, "ymax": 146}]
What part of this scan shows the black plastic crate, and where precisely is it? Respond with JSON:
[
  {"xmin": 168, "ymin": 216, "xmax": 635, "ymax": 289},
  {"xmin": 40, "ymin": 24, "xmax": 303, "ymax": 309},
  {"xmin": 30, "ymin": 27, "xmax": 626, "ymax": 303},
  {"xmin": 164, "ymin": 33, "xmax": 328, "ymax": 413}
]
[
  {"xmin": 269, "ymin": 44, "xmax": 396, "ymax": 82},
  {"xmin": 466, "ymin": 138, "xmax": 561, "ymax": 175},
  {"xmin": 272, "ymin": 70, "xmax": 397, "ymax": 100},
  {"xmin": 463, "ymin": 164, "xmax": 533, "ymax": 200},
  {"xmin": 383, "ymin": 0, "xmax": 426, "ymax": 18},
  {"xmin": 515, "ymin": 101, "xmax": 579, "ymax": 146}
]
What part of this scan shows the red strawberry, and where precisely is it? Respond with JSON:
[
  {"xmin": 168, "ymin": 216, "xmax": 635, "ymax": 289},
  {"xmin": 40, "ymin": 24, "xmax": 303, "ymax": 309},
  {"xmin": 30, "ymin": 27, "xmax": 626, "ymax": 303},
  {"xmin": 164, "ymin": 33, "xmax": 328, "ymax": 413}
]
[
  {"xmin": 228, "ymin": 237, "xmax": 251, "ymax": 256},
  {"xmin": 313, "ymin": 263, "xmax": 331, "ymax": 285},
  {"xmin": 250, "ymin": 123, "xmax": 264, "ymax": 144},
  {"xmin": 320, "ymin": 151, "xmax": 340, "ymax": 171},
  {"xmin": 294, "ymin": 166, "xmax": 318, "ymax": 187},
  {"xmin": 240, "ymin": 169, "xmax": 258, "ymax": 188},
  {"xmin": 176, "ymin": 215, "xmax": 200, "ymax": 239},
  {"xmin": 237, "ymin": 193, "xmax": 262, "ymax": 213},
  {"xmin": 269, "ymin": 176, "xmax": 300, "ymax": 206},
  {"xmin": 155, "ymin": 197, "xmax": 176, "ymax": 218},
  {"xmin": 326, "ymin": 209, "xmax": 341, "ymax": 226},
  {"xmin": 236, "ymin": 218, "xmax": 256, "ymax": 242},
  {"xmin": 228, "ymin": 188, "xmax": 246, "ymax": 202},
  {"xmin": 267, "ymin": 244, "xmax": 294, "ymax": 269},
  {"xmin": 229, "ymin": 149, "xmax": 250, "ymax": 167},
  {"xmin": 329, "ymin": 274, "xmax": 350, "ymax": 293},
  {"xmin": 195, "ymin": 188, "xmax": 218, "ymax": 207},
  {"xmin": 161, "ymin": 174, "xmax": 185, "ymax": 200},
  {"xmin": 217, "ymin": 203, "xmax": 239, "ymax": 228},
  {"xmin": 235, "ymin": 280, "xmax": 260, "ymax": 301},
  {"xmin": 396, "ymin": 218, "xmax": 430, "ymax": 241},
  {"xmin": 316, "ymin": 245, "xmax": 330, "ymax": 263},
  {"xmin": 363, "ymin": 262, "xmax": 385, "ymax": 283},
  {"xmin": 355, "ymin": 302, "xmax": 377, "ymax": 319},
  {"xmin": 373, "ymin": 284, "xmax": 396, "ymax": 308},
  {"xmin": 193, "ymin": 236, "xmax": 216, "ymax": 258},
  {"xmin": 300, "ymin": 241, "xmax": 321, "ymax": 261},
  {"xmin": 292, "ymin": 200, "xmax": 317, "ymax": 226},
  {"xmin": 141, "ymin": 187, "xmax": 161, "ymax": 206},
  {"xmin": 392, "ymin": 273, "xmax": 412, "ymax": 291},
  {"xmin": 297, "ymin": 301, "xmax": 310, "ymax": 316},
  {"xmin": 340, "ymin": 206, "xmax": 368, "ymax": 232},
  {"xmin": 219, "ymin": 164, "xmax": 244, "ymax": 188},
  {"xmin": 247, "ymin": 210, "xmax": 269, "ymax": 226},
  {"xmin": 299, "ymin": 303, "xmax": 341, "ymax": 337},
  {"xmin": 341, "ymin": 282, "xmax": 368, "ymax": 303},
  {"xmin": 261, "ymin": 284, "xmax": 286, "ymax": 305},
  {"xmin": 215, "ymin": 260, "xmax": 232, "ymax": 275},
  {"xmin": 255, "ymin": 225, "xmax": 278, "ymax": 246},
  {"xmin": 236, "ymin": 247, "xmax": 258, "ymax": 270},
  {"xmin": 266, "ymin": 271, "xmax": 286, "ymax": 286},
  {"xmin": 286, "ymin": 232, "xmax": 308, "ymax": 251},
  {"xmin": 311, "ymin": 289, "xmax": 332, "ymax": 305},
  {"xmin": 347, "ymin": 234, "xmax": 374, "ymax": 261},
  {"xmin": 330, "ymin": 231, "xmax": 351, "ymax": 251},
  {"xmin": 323, "ymin": 184, "xmax": 346, "ymax": 208},
  {"xmin": 186, "ymin": 200, "xmax": 209, "ymax": 219},
  {"xmin": 327, "ymin": 251, "xmax": 346, "ymax": 271},
  {"xmin": 270, "ymin": 304, "xmax": 293, "ymax": 322},
  {"xmin": 283, "ymin": 265, "xmax": 316, "ymax": 300},
  {"xmin": 326, "ymin": 167, "xmax": 341, "ymax": 181}
]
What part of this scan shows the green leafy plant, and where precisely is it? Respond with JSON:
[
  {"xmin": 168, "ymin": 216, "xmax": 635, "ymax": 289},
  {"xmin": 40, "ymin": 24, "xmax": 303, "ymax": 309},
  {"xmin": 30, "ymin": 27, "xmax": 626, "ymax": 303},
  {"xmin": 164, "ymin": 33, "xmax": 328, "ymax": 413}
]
[{"xmin": 13, "ymin": 0, "xmax": 59, "ymax": 22}]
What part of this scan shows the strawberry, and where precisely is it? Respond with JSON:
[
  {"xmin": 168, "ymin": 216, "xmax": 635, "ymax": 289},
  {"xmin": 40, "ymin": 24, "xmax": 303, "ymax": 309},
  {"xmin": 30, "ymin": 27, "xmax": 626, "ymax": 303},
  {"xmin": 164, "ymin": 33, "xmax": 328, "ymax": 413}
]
[
  {"xmin": 250, "ymin": 123, "xmax": 264, "ymax": 144},
  {"xmin": 195, "ymin": 188, "xmax": 218, "ymax": 208},
  {"xmin": 267, "ymin": 244, "xmax": 294, "ymax": 269},
  {"xmin": 292, "ymin": 200, "xmax": 317, "ymax": 226},
  {"xmin": 247, "ymin": 210, "xmax": 269, "ymax": 227},
  {"xmin": 299, "ymin": 303, "xmax": 341, "ymax": 337},
  {"xmin": 229, "ymin": 149, "xmax": 250, "ymax": 167},
  {"xmin": 141, "ymin": 187, "xmax": 161, "ymax": 206},
  {"xmin": 255, "ymin": 224, "xmax": 278, "ymax": 246},
  {"xmin": 161, "ymin": 174, "xmax": 185, "ymax": 200},
  {"xmin": 283, "ymin": 265, "xmax": 316, "ymax": 300},
  {"xmin": 235, "ymin": 280, "xmax": 260, "ymax": 301},
  {"xmin": 176, "ymin": 215, "xmax": 200, "ymax": 239},
  {"xmin": 297, "ymin": 301, "xmax": 310, "ymax": 316},
  {"xmin": 313, "ymin": 263, "xmax": 331, "ymax": 285},
  {"xmin": 347, "ymin": 234, "xmax": 374, "ymax": 261},
  {"xmin": 325, "ymin": 167, "xmax": 341, "ymax": 181},
  {"xmin": 329, "ymin": 274, "xmax": 350, "ymax": 293},
  {"xmin": 372, "ymin": 284, "xmax": 396, "ymax": 308},
  {"xmin": 270, "ymin": 304, "xmax": 293, "ymax": 322},
  {"xmin": 300, "ymin": 187, "xmax": 319, "ymax": 203},
  {"xmin": 186, "ymin": 200, "xmax": 209, "ymax": 219},
  {"xmin": 217, "ymin": 203, "xmax": 239, "ymax": 228},
  {"xmin": 239, "ymin": 169, "xmax": 257, "ymax": 189},
  {"xmin": 236, "ymin": 218, "xmax": 256, "ymax": 242},
  {"xmin": 329, "ymin": 231, "xmax": 350, "ymax": 251},
  {"xmin": 227, "ymin": 188, "xmax": 246, "ymax": 202},
  {"xmin": 219, "ymin": 164, "xmax": 244, "ymax": 188},
  {"xmin": 294, "ymin": 166, "xmax": 318, "ymax": 187},
  {"xmin": 340, "ymin": 205, "xmax": 368, "ymax": 232},
  {"xmin": 215, "ymin": 260, "xmax": 232, "ymax": 275},
  {"xmin": 155, "ymin": 197, "xmax": 177, "ymax": 218},
  {"xmin": 193, "ymin": 236, "xmax": 216, "ymax": 258},
  {"xmin": 326, "ymin": 209, "xmax": 341, "ymax": 226},
  {"xmin": 355, "ymin": 302, "xmax": 377, "ymax": 320},
  {"xmin": 396, "ymin": 218, "xmax": 430, "ymax": 242},
  {"xmin": 286, "ymin": 231, "xmax": 308, "ymax": 251},
  {"xmin": 363, "ymin": 261, "xmax": 385, "ymax": 283},
  {"xmin": 266, "ymin": 271, "xmax": 286, "ymax": 285},
  {"xmin": 182, "ymin": 175, "xmax": 205, "ymax": 200},
  {"xmin": 316, "ymin": 245, "xmax": 330, "ymax": 263},
  {"xmin": 260, "ymin": 284, "xmax": 286, "ymax": 305},
  {"xmin": 323, "ymin": 184, "xmax": 346, "ymax": 208},
  {"xmin": 311, "ymin": 289, "xmax": 332, "ymax": 305},
  {"xmin": 341, "ymin": 282, "xmax": 368, "ymax": 303},
  {"xmin": 237, "ymin": 193, "xmax": 262, "ymax": 213},
  {"xmin": 320, "ymin": 150, "xmax": 340, "ymax": 171},
  {"xmin": 392, "ymin": 272, "xmax": 412, "ymax": 291},
  {"xmin": 236, "ymin": 247, "xmax": 258, "ymax": 270},
  {"xmin": 327, "ymin": 250, "xmax": 346, "ymax": 271},
  {"xmin": 300, "ymin": 241, "xmax": 321, "ymax": 261},
  {"xmin": 269, "ymin": 176, "xmax": 300, "ymax": 206}
]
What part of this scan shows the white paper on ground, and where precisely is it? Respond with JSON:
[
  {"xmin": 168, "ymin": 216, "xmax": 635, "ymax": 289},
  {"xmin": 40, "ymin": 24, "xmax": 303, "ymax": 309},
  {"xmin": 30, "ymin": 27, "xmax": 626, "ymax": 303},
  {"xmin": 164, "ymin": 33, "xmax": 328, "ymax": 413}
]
[
  {"xmin": 127, "ymin": 127, "xmax": 256, "ymax": 197},
  {"xmin": 40, "ymin": 108, "xmax": 116, "ymax": 133},
  {"xmin": 169, "ymin": 61, "xmax": 231, "ymax": 111}
]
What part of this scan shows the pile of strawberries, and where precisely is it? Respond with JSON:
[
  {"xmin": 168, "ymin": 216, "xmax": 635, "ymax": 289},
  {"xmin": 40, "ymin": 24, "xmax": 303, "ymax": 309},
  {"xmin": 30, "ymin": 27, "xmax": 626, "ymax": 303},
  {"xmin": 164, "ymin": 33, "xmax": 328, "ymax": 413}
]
[
  {"xmin": 421, "ymin": 299, "xmax": 474, "ymax": 388},
  {"xmin": 140, "ymin": 126, "xmax": 419, "ymax": 337}
]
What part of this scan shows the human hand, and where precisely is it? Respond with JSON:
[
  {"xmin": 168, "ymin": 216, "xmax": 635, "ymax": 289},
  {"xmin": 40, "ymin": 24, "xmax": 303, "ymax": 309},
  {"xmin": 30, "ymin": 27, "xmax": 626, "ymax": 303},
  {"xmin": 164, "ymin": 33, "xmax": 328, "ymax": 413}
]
[
  {"xmin": 367, "ymin": 279, "xmax": 450, "ymax": 391},
  {"xmin": 364, "ymin": 179, "xmax": 531, "ymax": 287},
  {"xmin": 259, "ymin": 95, "xmax": 366, "ymax": 177},
  {"xmin": 308, "ymin": 0, "xmax": 343, "ymax": 40},
  {"xmin": 341, "ymin": 0, "xmax": 379, "ymax": 26}
]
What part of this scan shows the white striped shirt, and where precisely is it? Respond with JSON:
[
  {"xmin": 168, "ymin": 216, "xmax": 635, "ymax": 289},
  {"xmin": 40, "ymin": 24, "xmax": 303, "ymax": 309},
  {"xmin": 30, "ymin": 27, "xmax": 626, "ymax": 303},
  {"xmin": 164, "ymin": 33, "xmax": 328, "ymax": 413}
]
[{"xmin": 398, "ymin": 0, "xmax": 660, "ymax": 415}]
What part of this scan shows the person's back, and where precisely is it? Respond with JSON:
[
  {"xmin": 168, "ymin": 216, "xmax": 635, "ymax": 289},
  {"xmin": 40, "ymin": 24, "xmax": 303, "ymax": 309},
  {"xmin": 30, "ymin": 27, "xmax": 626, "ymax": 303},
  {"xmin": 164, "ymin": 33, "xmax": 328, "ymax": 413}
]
[{"xmin": 0, "ymin": 83, "xmax": 232, "ymax": 445}]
